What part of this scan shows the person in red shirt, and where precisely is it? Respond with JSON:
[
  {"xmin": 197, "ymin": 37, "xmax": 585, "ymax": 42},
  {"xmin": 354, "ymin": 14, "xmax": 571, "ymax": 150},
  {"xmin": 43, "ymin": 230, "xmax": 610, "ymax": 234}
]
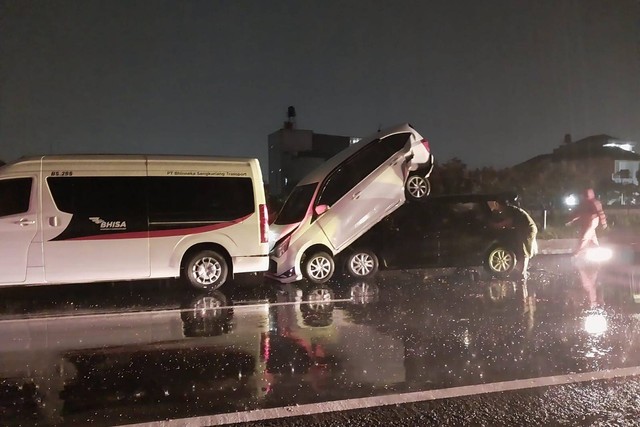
[{"xmin": 566, "ymin": 188, "xmax": 608, "ymax": 255}]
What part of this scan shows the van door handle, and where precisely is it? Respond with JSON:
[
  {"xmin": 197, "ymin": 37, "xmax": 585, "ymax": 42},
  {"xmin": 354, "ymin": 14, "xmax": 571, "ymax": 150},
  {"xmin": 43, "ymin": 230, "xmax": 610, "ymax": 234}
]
[
  {"xmin": 352, "ymin": 191, "xmax": 361, "ymax": 200},
  {"xmin": 17, "ymin": 218, "xmax": 36, "ymax": 226},
  {"xmin": 49, "ymin": 216, "xmax": 59, "ymax": 227}
]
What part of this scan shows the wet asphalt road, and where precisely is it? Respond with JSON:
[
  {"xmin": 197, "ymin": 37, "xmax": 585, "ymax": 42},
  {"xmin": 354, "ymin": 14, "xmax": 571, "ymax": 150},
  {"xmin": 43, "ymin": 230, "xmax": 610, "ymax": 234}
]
[{"xmin": 2, "ymin": 252, "xmax": 640, "ymax": 426}]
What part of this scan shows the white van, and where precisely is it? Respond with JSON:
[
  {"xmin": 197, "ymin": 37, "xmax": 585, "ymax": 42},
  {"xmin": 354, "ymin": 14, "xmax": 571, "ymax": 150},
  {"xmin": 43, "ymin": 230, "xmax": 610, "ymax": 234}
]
[
  {"xmin": 0, "ymin": 155, "xmax": 269, "ymax": 289},
  {"xmin": 268, "ymin": 123, "xmax": 434, "ymax": 284}
]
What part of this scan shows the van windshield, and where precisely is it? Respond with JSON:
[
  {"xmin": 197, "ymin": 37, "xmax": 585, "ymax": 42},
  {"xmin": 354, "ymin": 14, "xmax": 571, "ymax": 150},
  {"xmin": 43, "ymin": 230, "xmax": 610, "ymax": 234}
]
[{"xmin": 273, "ymin": 183, "xmax": 317, "ymax": 225}]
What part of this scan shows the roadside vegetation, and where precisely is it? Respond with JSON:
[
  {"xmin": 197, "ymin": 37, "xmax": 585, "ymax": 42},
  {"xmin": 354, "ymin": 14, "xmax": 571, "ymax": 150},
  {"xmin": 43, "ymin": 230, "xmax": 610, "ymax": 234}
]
[{"xmin": 430, "ymin": 158, "xmax": 640, "ymax": 240}]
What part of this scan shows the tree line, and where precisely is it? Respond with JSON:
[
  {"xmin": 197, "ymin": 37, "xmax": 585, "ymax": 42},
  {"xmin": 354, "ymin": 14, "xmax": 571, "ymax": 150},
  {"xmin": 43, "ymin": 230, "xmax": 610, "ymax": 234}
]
[{"xmin": 430, "ymin": 158, "xmax": 638, "ymax": 209}]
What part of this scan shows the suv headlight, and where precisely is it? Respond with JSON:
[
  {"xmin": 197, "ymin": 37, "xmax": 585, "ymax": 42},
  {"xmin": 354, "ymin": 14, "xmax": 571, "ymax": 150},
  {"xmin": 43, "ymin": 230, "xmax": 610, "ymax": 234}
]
[
  {"xmin": 272, "ymin": 234, "xmax": 292, "ymax": 258},
  {"xmin": 584, "ymin": 247, "xmax": 613, "ymax": 263}
]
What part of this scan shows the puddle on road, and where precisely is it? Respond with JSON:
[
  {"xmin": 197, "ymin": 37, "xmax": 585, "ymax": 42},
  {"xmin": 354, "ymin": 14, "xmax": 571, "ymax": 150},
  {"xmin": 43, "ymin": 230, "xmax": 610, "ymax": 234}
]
[{"xmin": 2, "ymin": 263, "xmax": 640, "ymax": 426}]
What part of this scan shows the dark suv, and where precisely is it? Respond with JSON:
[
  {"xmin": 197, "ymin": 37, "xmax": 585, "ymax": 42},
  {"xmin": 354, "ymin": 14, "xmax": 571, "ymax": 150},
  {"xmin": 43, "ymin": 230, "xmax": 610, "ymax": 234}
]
[{"xmin": 340, "ymin": 194, "xmax": 522, "ymax": 279}]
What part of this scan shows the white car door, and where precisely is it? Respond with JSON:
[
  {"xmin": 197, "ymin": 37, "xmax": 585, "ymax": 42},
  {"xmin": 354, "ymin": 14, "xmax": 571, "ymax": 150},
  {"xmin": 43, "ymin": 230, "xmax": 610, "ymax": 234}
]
[{"xmin": 316, "ymin": 133, "xmax": 411, "ymax": 251}]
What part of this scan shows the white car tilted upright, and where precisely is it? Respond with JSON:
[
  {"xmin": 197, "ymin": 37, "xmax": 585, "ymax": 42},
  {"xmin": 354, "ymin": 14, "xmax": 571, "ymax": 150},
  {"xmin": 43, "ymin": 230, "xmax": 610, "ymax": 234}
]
[{"xmin": 268, "ymin": 123, "xmax": 434, "ymax": 284}]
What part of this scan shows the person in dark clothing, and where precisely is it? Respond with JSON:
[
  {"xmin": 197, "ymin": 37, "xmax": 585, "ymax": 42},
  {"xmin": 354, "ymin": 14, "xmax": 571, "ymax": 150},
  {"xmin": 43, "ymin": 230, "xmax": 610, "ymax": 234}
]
[
  {"xmin": 490, "ymin": 195, "xmax": 538, "ymax": 279},
  {"xmin": 566, "ymin": 188, "xmax": 607, "ymax": 255}
]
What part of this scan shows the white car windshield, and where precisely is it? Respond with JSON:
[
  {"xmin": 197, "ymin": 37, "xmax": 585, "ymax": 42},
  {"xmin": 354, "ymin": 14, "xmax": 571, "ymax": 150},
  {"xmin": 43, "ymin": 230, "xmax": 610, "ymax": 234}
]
[{"xmin": 273, "ymin": 183, "xmax": 317, "ymax": 225}]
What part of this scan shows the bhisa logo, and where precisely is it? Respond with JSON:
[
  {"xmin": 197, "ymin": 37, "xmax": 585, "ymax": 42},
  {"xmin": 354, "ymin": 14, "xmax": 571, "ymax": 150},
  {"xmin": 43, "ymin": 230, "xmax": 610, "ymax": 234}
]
[{"xmin": 89, "ymin": 217, "xmax": 127, "ymax": 231}]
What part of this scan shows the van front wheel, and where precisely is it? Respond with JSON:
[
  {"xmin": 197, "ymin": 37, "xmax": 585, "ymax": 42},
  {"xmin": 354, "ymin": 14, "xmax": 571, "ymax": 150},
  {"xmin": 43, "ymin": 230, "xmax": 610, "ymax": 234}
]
[
  {"xmin": 302, "ymin": 251, "xmax": 335, "ymax": 284},
  {"xmin": 183, "ymin": 250, "xmax": 228, "ymax": 290}
]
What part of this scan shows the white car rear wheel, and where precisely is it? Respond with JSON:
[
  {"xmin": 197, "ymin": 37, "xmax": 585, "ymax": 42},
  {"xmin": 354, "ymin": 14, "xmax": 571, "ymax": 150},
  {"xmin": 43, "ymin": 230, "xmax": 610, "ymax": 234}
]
[
  {"xmin": 405, "ymin": 174, "xmax": 431, "ymax": 201},
  {"xmin": 346, "ymin": 250, "xmax": 379, "ymax": 278}
]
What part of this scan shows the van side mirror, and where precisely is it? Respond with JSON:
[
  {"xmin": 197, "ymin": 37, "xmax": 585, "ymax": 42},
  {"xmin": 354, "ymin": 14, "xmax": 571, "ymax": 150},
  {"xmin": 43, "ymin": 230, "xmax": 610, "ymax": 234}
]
[{"xmin": 314, "ymin": 204, "xmax": 330, "ymax": 216}]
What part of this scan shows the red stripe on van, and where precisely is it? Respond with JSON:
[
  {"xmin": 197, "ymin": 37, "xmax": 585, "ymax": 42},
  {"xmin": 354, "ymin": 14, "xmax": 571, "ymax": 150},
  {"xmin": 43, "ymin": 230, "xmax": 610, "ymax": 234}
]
[{"xmin": 67, "ymin": 214, "xmax": 251, "ymax": 241}]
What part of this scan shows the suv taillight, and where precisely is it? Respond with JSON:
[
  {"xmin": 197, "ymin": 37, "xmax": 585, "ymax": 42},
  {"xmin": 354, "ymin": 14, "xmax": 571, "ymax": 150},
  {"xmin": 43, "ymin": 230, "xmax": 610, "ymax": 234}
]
[
  {"xmin": 421, "ymin": 138, "xmax": 430, "ymax": 152},
  {"xmin": 259, "ymin": 203, "xmax": 268, "ymax": 243}
]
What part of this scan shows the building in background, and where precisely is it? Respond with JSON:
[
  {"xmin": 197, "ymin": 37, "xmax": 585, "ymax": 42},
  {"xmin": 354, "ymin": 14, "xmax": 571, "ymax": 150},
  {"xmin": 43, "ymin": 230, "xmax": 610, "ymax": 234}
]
[{"xmin": 268, "ymin": 107, "xmax": 359, "ymax": 197}]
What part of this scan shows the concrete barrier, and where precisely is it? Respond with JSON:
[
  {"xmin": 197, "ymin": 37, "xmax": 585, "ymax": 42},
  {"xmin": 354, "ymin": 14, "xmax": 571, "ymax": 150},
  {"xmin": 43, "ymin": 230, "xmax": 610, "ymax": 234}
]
[{"xmin": 537, "ymin": 239, "xmax": 577, "ymax": 255}]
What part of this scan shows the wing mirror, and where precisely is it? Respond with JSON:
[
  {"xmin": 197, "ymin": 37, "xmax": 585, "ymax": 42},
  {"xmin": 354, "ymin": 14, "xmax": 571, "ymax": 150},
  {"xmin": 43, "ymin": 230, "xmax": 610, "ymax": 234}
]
[{"xmin": 314, "ymin": 204, "xmax": 330, "ymax": 216}]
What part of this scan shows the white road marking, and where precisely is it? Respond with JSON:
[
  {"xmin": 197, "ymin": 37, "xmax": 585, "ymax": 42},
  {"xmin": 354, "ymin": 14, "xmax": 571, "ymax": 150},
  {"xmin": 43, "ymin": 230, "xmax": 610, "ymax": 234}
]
[{"xmin": 117, "ymin": 366, "xmax": 640, "ymax": 427}]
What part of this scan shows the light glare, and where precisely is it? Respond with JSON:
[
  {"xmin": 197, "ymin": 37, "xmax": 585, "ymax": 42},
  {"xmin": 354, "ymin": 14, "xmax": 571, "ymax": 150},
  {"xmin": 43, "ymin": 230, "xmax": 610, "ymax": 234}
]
[
  {"xmin": 584, "ymin": 247, "xmax": 613, "ymax": 262},
  {"xmin": 584, "ymin": 313, "xmax": 608, "ymax": 335}
]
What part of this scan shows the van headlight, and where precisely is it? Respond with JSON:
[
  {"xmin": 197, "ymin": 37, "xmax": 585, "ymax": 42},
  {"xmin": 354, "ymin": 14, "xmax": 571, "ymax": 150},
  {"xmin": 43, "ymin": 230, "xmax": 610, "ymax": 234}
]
[{"xmin": 272, "ymin": 234, "xmax": 291, "ymax": 258}]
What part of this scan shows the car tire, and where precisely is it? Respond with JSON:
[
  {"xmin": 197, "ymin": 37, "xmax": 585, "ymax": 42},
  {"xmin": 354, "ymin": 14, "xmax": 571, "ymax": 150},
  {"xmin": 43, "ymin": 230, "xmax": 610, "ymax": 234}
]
[
  {"xmin": 345, "ymin": 249, "xmax": 379, "ymax": 278},
  {"xmin": 405, "ymin": 173, "xmax": 431, "ymax": 201},
  {"xmin": 485, "ymin": 246, "xmax": 517, "ymax": 277},
  {"xmin": 302, "ymin": 251, "xmax": 335, "ymax": 284},
  {"xmin": 182, "ymin": 249, "xmax": 228, "ymax": 290}
]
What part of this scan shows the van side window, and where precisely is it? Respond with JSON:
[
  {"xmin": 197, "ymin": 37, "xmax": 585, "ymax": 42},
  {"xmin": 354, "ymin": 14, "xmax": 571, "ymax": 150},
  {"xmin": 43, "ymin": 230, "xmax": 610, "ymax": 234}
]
[
  {"xmin": 48, "ymin": 177, "xmax": 146, "ymax": 216},
  {"xmin": 148, "ymin": 177, "xmax": 254, "ymax": 224},
  {"xmin": 0, "ymin": 178, "xmax": 32, "ymax": 217}
]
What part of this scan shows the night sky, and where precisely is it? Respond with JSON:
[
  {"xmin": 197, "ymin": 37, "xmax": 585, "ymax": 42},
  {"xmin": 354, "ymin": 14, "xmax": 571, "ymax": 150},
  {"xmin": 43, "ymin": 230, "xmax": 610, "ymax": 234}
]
[{"xmin": 1, "ymin": 0, "xmax": 639, "ymax": 176}]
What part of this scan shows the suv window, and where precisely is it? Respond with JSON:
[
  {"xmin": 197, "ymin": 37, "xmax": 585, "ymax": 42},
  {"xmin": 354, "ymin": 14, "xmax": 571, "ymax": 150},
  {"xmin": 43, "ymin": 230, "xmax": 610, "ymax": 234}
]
[
  {"xmin": 442, "ymin": 201, "xmax": 489, "ymax": 226},
  {"xmin": 0, "ymin": 178, "xmax": 32, "ymax": 217},
  {"xmin": 386, "ymin": 202, "xmax": 439, "ymax": 233}
]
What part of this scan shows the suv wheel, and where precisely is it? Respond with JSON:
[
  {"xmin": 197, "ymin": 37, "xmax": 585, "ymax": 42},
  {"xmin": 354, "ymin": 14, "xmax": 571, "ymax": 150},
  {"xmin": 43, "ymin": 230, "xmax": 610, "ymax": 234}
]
[
  {"xmin": 346, "ymin": 249, "xmax": 379, "ymax": 278},
  {"xmin": 405, "ymin": 173, "xmax": 431, "ymax": 201},
  {"xmin": 302, "ymin": 251, "xmax": 335, "ymax": 284},
  {"xmin": 485, "ymin": 247, "xmax": 516, "ymax": 277}
]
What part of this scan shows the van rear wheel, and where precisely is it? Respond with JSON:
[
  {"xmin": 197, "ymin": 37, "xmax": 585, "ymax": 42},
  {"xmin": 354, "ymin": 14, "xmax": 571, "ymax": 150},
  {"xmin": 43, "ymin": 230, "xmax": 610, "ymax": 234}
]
[
  {"xmin": 302, "ymin": 251, "xmax": 335, "ymax": 284},
  {"xmin": 183, "ymin": 250, "xmax": 228, "ymax": 290}
]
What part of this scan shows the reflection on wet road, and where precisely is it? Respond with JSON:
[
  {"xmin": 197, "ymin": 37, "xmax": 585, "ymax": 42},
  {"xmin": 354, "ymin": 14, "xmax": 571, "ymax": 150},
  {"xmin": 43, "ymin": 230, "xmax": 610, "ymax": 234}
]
[{"xmin": 2, "ymin": 255, "xmax": 640, "ymax": 426}]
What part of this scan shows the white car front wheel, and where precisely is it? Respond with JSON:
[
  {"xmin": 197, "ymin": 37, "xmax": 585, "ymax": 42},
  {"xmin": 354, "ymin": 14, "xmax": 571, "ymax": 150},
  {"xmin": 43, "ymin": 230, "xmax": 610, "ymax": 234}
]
[{"xmin": 302, "ymin": 251, "xmax": 335, "ymax": 284}]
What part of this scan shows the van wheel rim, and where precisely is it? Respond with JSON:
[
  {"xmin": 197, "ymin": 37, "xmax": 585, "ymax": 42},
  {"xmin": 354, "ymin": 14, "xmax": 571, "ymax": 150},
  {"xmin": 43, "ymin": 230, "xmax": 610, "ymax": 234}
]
[
  {"xmin": 192, "ymin": 296, "xmax": 225, "ymax": 318},
  {"xmin": 307, "ymin": 288, "xmax": 332, "ymax": 302},
  {"xmin": 308, "ymin": 257, "xmax": 331, "ymax": 280},
  {"xmin": 193, "ymin": 257, "xmax": 222, "ymax": 284},
  {"xmin": 350, "ymin": 253, "xmax": 375, "ymax": 276},
  {"xmin": 490, "ymin": 249, "xmax": 512, "ymax": 272},
  {"xmin": 407, "ymin": 176, "xmax": 428, "ymax": 198}
]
